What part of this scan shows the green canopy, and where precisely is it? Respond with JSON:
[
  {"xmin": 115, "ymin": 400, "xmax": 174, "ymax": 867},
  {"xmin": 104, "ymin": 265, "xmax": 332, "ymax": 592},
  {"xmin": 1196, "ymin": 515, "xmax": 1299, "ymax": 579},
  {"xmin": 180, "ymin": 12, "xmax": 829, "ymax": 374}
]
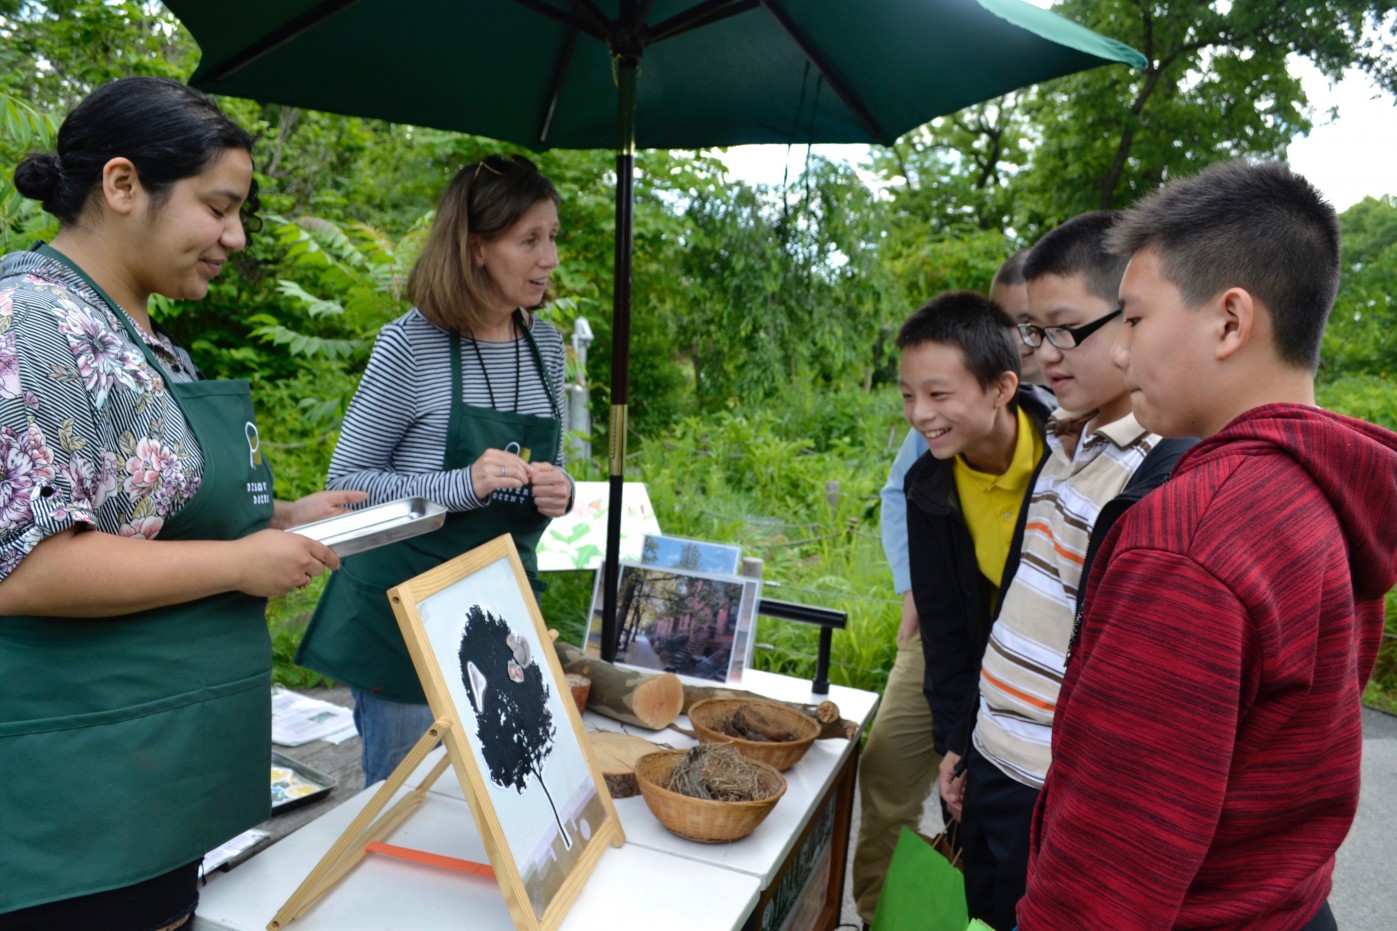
[
  {"xmin": 173, "ymin": 0, "xmax": 1143, "ymax": 149},
  {"xmin": 168, "ymin": 0, "xmax": 1144, "ymax": 661}
]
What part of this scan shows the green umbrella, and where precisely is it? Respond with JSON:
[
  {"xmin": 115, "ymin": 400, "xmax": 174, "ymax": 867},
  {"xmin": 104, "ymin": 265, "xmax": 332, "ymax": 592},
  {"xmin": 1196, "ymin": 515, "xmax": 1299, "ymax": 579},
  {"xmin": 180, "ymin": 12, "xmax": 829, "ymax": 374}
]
[{"xmin": 167, "ymin": 0, "xmax": 1144, "ymax": 661}]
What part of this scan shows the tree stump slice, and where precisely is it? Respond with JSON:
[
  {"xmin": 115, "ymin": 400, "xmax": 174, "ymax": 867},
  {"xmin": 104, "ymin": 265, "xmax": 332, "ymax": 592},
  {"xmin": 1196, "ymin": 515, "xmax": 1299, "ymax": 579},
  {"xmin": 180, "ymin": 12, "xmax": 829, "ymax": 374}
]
[{"xmin": 584, "ymin": 731, "xmax": 661, "ymax": 799}]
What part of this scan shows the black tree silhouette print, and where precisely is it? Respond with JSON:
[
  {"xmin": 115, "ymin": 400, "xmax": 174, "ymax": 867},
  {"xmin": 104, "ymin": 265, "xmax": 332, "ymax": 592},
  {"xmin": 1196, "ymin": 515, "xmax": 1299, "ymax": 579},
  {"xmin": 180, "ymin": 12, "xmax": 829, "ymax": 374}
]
[{"xmin": 458, "ymin": 604, "xmax": 572, "ymax": 850}]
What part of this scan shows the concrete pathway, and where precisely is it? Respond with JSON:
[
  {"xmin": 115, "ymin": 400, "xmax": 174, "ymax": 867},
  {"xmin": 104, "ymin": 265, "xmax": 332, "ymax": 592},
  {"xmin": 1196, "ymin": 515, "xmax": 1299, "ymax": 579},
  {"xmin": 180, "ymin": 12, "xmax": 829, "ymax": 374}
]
[{"xmin": 1332, "ymin": 706, "xmax": 1397, "ymax": 928}]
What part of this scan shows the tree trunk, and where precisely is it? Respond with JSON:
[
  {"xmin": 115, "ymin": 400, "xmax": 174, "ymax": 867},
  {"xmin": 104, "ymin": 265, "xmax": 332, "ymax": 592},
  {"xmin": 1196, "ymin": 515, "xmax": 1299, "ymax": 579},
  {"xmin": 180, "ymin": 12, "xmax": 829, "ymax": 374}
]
[
  {"xmin": 534, "ymin": 772, "xmax": 572, "ymax": 850},
  {"xmin": 552, "ymin": 640, "xmax": 684, "ymax": 730}
]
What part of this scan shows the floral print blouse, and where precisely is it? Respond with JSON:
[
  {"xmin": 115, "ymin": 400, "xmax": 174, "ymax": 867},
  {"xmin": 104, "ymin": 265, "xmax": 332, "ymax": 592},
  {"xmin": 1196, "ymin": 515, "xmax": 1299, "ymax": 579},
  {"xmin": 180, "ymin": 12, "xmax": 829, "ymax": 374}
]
[{"xmin": 0, "ymin": 250, "xmax": 204, "ymax": 582}]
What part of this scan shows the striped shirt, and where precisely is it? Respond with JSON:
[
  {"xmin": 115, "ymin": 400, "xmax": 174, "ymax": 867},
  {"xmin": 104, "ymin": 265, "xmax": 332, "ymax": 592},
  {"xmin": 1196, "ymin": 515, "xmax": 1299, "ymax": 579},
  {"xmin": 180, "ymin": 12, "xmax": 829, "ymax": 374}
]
[
  {"xmin": 972, "ymin": 411, "xmax": 1156, "ymax": 787},
  {"xmin": 326, "ymin": 309, "xmax": 567, "ymax": 511}
]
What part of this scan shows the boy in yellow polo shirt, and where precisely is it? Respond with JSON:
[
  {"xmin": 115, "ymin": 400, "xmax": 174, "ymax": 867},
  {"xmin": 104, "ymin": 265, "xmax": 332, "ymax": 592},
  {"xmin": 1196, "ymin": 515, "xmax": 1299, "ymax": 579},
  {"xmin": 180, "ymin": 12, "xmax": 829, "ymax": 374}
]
[{"xmin": 900, "ymin": 289, "xmax": 1053, "ymax": 846}]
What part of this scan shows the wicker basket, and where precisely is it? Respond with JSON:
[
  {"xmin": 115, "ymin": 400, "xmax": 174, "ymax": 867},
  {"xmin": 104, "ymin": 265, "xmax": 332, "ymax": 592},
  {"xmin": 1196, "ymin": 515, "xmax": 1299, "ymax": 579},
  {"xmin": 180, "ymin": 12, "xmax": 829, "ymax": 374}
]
[
  {"xmin": 687, "ymin": 698, "xmax": 820, "ymax": 772},
  {"xmin": 633, "ymin": 748, "xmax": 787, "ymax": 843}
]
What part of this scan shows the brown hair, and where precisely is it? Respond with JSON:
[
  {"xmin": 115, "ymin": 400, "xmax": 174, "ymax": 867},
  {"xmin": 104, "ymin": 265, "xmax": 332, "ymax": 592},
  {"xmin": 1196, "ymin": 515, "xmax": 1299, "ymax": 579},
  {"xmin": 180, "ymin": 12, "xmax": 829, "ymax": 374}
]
[{"xmin": 408, "ymin": 155, "xmax": 561, "ymax": 332}]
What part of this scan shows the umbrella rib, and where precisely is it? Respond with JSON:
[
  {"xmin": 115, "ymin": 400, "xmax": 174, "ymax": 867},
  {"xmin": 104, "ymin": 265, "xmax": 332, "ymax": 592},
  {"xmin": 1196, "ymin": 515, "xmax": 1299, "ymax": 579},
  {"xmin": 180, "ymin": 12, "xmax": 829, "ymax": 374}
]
[
  {"xmin": 567, "ymin": 0, "xmax": 613, "ymax": 38},
  {"xmin": 201, "ymin": 0, "xmax": 364, "ymax": 83},
  {"xmin": 761, "ymin": 0, "xmax": 882, "ymax": 140},
  {"xmin": 511, "ymin": 0, "xmax": 607, "ymax": 42},
  {"xmin": 538, "ymin": 28, "xmax": 580, "ymax": 146},
  {"xmin": 648, "ymin": 0, "xmax": 759, "ymax": 45}
]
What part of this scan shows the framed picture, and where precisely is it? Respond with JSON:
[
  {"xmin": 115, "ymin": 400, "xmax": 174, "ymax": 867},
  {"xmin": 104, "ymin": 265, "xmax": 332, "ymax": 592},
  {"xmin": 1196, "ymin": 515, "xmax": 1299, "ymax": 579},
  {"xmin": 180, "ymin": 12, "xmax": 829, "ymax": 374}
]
[
  {"xmin": 584, "ymin": 562, "xmax": 761, "ymax": 684},
  {"xmin": 640, "ymin": 532, "xmax": 742, "ymax": 575},
  {"xmin": 535, "ymin": 481, "xmax": 660, "ymax": 571},
  {"xmin": 388, "ymin": 535, "xmax": 624, "ymax": 931}
]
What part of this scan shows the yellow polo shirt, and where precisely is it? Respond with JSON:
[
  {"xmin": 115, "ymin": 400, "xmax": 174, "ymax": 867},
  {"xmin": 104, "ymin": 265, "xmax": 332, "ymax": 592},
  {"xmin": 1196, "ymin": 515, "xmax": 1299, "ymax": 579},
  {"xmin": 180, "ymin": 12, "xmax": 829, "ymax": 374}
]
[{"xmin": 952, "ymin": 405, "xmax": 1043, "ymax": 589}]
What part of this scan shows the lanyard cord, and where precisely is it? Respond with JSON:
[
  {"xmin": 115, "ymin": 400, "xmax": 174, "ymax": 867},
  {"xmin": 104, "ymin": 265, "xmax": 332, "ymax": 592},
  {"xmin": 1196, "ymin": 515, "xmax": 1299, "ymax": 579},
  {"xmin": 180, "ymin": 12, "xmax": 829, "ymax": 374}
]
[{"xmin": 466, "ymin": 312, "xmax": 522, "ymax": 412}]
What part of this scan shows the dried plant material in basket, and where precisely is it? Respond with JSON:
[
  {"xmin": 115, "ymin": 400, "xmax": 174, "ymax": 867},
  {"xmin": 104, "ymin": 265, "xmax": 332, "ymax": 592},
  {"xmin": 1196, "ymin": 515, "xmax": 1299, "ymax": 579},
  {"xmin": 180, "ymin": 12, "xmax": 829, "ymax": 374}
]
[
  {"xmin": 687, "ymin": 697, "xmax": 821, "ymax": 772},
  {"xmin": 634, "ymin": 747, "xmax": 787, "ymax": 844}
]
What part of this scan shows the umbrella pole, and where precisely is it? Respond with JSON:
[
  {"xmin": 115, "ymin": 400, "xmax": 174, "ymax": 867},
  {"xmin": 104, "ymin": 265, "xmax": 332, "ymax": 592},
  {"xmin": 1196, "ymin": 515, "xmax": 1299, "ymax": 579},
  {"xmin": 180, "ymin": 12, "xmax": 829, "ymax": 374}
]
[{"xmin": 600, "ymin": 50, "xmax": 639, "ymax": 664}]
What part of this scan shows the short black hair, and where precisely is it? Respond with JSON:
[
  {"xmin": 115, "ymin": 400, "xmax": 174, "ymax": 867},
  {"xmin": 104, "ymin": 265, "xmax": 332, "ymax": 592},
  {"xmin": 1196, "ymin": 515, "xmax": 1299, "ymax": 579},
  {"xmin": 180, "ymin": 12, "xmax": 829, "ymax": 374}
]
[
  {"xmin": 896, "ymin": 290, "xmax": 1021, "ymax": 391},
  {"xmin": 1023, "ymin": 211, "xmax": 1127, "ymax": 304},
  {"xmin": 1107, "ymin": 159, "xmax": 1340, "ymax": 370},
  {"xmin": 991, "ymin": 248, "xmax": 1029, "ymax": 289},
  {"xmin": 14, "ymin": 76, "xmax": 259, "ymax": 229}
]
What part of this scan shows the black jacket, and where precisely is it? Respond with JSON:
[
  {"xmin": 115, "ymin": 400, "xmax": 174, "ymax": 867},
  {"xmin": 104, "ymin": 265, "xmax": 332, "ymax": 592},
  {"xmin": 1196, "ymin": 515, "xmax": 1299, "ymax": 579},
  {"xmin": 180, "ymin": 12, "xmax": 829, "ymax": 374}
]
[{"xmin": 905, "ymin": 390, "xmax": 1195, "ymax": 759}]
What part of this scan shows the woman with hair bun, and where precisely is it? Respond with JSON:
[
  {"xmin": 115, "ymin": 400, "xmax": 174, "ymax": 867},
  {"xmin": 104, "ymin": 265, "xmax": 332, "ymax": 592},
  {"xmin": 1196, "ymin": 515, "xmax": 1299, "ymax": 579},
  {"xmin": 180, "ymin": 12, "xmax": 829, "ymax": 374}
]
[
  {"xmin": 0, "ymin": 76, "xmax": 364, "ymax": 929},
  {"xmin": 296, "ymin": 155, "xmax": 574, "ymax": 785}
]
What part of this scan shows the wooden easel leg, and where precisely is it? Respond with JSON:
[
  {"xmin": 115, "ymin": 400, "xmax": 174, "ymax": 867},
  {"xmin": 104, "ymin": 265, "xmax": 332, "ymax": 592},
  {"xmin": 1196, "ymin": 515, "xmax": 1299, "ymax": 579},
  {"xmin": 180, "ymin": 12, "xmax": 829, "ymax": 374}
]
[{"xmin": 267, "ymin": 718, "xmax": 454, "ymax": 930}]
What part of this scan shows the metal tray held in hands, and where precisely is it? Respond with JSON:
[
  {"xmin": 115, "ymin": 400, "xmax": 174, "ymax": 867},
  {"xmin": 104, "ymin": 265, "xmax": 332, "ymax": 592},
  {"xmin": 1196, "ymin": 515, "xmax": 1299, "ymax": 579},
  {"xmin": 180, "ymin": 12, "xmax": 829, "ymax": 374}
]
[{"xmin": 287, "ymin": 496, "xmax": 447, "ymax": 557}]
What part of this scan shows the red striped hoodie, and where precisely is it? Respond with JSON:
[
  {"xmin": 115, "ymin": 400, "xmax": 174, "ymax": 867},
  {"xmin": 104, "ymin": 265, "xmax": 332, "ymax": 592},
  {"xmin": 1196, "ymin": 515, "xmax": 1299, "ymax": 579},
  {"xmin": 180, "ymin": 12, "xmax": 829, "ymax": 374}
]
[{"xmin": 1020, "ymin": 404, "xmax": 1397, "ymax": 930}]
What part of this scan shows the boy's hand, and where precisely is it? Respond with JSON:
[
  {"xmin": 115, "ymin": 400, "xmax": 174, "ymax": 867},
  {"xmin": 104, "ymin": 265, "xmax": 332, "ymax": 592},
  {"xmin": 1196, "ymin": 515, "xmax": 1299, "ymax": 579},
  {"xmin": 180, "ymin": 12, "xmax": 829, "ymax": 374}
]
[
  {"xmin": 897, "ymin": 590, "xmax": 920, "ymax": 643},
  {"xmin": 939, "ymin": 751, "xmax": 966, "ymax": 821}
]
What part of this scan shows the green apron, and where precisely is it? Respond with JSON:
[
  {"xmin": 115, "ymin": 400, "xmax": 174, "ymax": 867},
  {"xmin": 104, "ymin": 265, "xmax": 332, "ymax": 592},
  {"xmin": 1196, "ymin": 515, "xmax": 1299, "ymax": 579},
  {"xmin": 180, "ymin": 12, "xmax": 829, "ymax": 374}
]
[
  {"xmin": 0, "ymin": 246, "xmax": 276, "ymax": 914},
  {"xmin": 297, "ymin": 319, "xmax": 561, "ymax": 702}
]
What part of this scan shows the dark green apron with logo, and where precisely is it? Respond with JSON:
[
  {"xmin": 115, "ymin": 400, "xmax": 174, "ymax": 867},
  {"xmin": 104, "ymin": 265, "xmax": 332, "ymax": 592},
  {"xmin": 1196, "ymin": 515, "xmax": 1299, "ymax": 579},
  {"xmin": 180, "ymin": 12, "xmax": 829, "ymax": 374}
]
[
  {"xmin": 297, "ymin": 322, "xmax": 561, "ymax": 702},
  {"xmin": 0, "ymin": 246, "xmax": 275, "ymax": 914}
]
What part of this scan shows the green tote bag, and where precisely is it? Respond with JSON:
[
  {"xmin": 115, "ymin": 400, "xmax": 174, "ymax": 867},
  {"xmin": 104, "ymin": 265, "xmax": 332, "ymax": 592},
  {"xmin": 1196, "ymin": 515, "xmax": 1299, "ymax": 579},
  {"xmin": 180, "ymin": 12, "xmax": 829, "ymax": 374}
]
[{"xmin": 871, "ymin": 827, "xmax": 971, "ymax": 931}]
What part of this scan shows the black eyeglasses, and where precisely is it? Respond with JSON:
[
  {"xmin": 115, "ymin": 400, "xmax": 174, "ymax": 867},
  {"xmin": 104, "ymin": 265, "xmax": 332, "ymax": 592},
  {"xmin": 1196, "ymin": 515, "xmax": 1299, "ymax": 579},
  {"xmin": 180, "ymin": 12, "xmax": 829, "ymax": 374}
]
[{"xmin": 1017, "ymin": 308, "xmax": 1122, "ymax": 350}]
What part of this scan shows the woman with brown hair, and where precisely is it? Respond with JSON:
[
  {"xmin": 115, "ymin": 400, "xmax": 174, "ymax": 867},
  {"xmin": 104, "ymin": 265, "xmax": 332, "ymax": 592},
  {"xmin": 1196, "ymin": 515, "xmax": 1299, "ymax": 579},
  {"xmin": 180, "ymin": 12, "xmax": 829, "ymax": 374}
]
[{"xmin": 297, "ymin": 155, "xmax": 574, "ymax": 785}]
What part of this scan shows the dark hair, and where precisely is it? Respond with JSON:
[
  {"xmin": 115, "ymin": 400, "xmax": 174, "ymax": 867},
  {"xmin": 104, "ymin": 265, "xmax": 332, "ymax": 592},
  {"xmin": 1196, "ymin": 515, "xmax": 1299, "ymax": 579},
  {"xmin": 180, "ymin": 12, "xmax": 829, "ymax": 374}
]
[
  {"xmin": 896, "ymin": 290, "xmax": 1021, "ymax": 391},
  {"xmin": 1023, "ymin": 210, "xmax": 1127, "ymax": 304},
  {"xmin": 991, "ymin": 248, "xmax": 1029, "ymax": 289},
  {"xmin": 408, "ymin": 155, "xmax": 561, "ymax": 333},
  {"xmin": 13, "ymin": 76, "xmax": 260, "ymax": 230},
  {"xmin": 1106, "ymin": 160, "xmax": 1340, "ymax": 370}
]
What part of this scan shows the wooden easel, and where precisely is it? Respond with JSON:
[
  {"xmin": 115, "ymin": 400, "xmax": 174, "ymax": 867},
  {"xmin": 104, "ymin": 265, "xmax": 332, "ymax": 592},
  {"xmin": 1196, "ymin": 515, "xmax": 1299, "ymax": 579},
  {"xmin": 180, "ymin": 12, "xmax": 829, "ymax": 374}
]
[
  {"xmin": 267, "ymin": 718, "xmax": 456, "ymax": 930},
  {"xmin": 270, "ymin": 538, "xmax": 627, "ymax": 931}
]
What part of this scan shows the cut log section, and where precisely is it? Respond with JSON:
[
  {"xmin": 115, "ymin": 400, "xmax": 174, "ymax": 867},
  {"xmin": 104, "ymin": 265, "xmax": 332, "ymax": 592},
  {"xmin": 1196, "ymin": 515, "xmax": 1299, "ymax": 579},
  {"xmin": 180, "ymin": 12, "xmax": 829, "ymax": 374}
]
[
  {"xmin": 584, "ymin": 731, "xmax": 662, "ymax": 798},
  {"xmin": 552, "ymin": 640, "xmax": 684, "ymax": 730}
]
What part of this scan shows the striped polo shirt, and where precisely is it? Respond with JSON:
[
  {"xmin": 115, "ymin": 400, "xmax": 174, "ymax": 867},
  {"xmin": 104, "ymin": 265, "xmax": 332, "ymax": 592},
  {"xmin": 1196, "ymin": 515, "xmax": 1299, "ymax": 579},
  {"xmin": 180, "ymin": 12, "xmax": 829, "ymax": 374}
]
[{"xmin": 972, "ymin": 410, "xmax": 1156, "ymax": 788}]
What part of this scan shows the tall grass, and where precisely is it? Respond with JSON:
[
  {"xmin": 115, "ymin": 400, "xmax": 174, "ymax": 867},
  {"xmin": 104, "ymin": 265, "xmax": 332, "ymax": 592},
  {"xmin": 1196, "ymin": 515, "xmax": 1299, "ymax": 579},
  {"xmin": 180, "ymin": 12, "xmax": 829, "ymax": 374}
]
[{"xmin": 539, "ymin": 386, "xmax": 911, "ymax": 694}]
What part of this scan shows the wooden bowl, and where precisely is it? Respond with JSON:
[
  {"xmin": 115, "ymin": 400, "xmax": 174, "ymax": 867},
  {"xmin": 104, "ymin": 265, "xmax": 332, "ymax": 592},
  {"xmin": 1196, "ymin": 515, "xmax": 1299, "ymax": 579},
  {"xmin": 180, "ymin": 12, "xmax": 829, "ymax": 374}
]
[
  {"xmin": 633, "ymin": 749, "xmax": 786, "ymax": 844},
  {"xmin": 686, "ymin": 698, "xmax": 820, "ymax": 772}
]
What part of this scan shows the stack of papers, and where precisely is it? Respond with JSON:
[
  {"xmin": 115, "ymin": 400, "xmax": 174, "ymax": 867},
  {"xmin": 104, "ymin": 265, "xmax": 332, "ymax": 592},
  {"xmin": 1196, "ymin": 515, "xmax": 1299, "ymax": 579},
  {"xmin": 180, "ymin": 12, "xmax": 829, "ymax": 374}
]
[{"xmin": 270, "ymin": 686, "xmax": 358, "ymax": 746}]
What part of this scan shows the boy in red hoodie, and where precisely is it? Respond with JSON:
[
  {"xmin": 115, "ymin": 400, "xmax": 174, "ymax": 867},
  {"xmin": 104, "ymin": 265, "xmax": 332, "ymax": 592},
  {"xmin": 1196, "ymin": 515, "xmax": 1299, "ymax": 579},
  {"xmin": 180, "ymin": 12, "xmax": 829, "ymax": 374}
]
[{"xmin": 1019, "ymin": 160, "xmax": 1397, "ymax": 929}]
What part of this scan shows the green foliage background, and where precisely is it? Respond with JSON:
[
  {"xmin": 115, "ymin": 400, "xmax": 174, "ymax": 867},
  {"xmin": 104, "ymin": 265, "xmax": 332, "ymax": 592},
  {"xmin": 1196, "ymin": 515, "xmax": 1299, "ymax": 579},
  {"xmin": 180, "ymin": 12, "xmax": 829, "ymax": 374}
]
[{"xmin": 2, "ymin": 0, "xmax": 1395, "ymax": 701}]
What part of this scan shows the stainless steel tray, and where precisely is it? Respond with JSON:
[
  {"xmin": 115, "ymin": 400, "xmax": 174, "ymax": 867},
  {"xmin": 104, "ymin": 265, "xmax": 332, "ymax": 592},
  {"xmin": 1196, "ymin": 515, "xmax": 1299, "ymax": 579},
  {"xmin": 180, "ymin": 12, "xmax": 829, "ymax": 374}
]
[
  {"xmin": 288, "ymin": 496, "xmax": 447, "ymax": 557},
  {"xmin": 270, "ymin": 751, "xmax": 336, "ymax": 813}
]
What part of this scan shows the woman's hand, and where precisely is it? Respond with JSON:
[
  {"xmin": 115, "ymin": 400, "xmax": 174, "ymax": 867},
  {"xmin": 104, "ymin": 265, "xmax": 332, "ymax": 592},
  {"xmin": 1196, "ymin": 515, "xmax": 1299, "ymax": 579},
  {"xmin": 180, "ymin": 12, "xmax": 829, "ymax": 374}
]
[
  {"xmin": 527, "ymin": 462, "xmax": 572, "ymax": 518},
  {"xmin": 231, "ymin": 529, "xmax": 342, "ymax": 598},
  {"xmin": 470, "ymin": 447, "xmax": 532, "ymax": 499},
  {"xmin": 271, "ymin": 489, "xmax": 369, "ymax": 530}
]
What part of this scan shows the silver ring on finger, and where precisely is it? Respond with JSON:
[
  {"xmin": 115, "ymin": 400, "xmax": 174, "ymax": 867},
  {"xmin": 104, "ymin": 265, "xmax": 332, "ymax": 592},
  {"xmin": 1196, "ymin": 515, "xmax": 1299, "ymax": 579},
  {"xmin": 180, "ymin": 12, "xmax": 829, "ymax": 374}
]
[{"xmin": 500, "ymin": 464, "xmax": 507, "ymax": 477}]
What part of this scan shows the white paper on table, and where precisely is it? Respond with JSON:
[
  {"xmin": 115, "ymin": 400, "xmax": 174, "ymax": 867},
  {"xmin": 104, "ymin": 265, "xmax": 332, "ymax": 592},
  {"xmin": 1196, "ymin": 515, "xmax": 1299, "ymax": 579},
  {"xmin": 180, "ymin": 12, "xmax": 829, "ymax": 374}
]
[
  {"xmin": 270, "ymin": 686, "xmax": 357, "ymax": 747},
  {"xmin": 535, "ymin": 481, "xmax": 661, "ymax": 572},
  {"xmin": 203, "ymin": 829, "xmax": 269, "ymax": 872}
]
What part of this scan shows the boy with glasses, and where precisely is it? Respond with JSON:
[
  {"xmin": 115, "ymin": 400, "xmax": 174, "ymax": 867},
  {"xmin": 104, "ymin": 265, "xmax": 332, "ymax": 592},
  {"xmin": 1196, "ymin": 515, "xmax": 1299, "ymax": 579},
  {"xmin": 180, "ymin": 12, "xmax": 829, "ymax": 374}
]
[
  {"xmin": 1019, "ymin": 162, "xmax": 1397, "ymax": 930},
  {"xmin": 946, "ymin": 212, "xmax": 1192, "ymax": 931}
]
